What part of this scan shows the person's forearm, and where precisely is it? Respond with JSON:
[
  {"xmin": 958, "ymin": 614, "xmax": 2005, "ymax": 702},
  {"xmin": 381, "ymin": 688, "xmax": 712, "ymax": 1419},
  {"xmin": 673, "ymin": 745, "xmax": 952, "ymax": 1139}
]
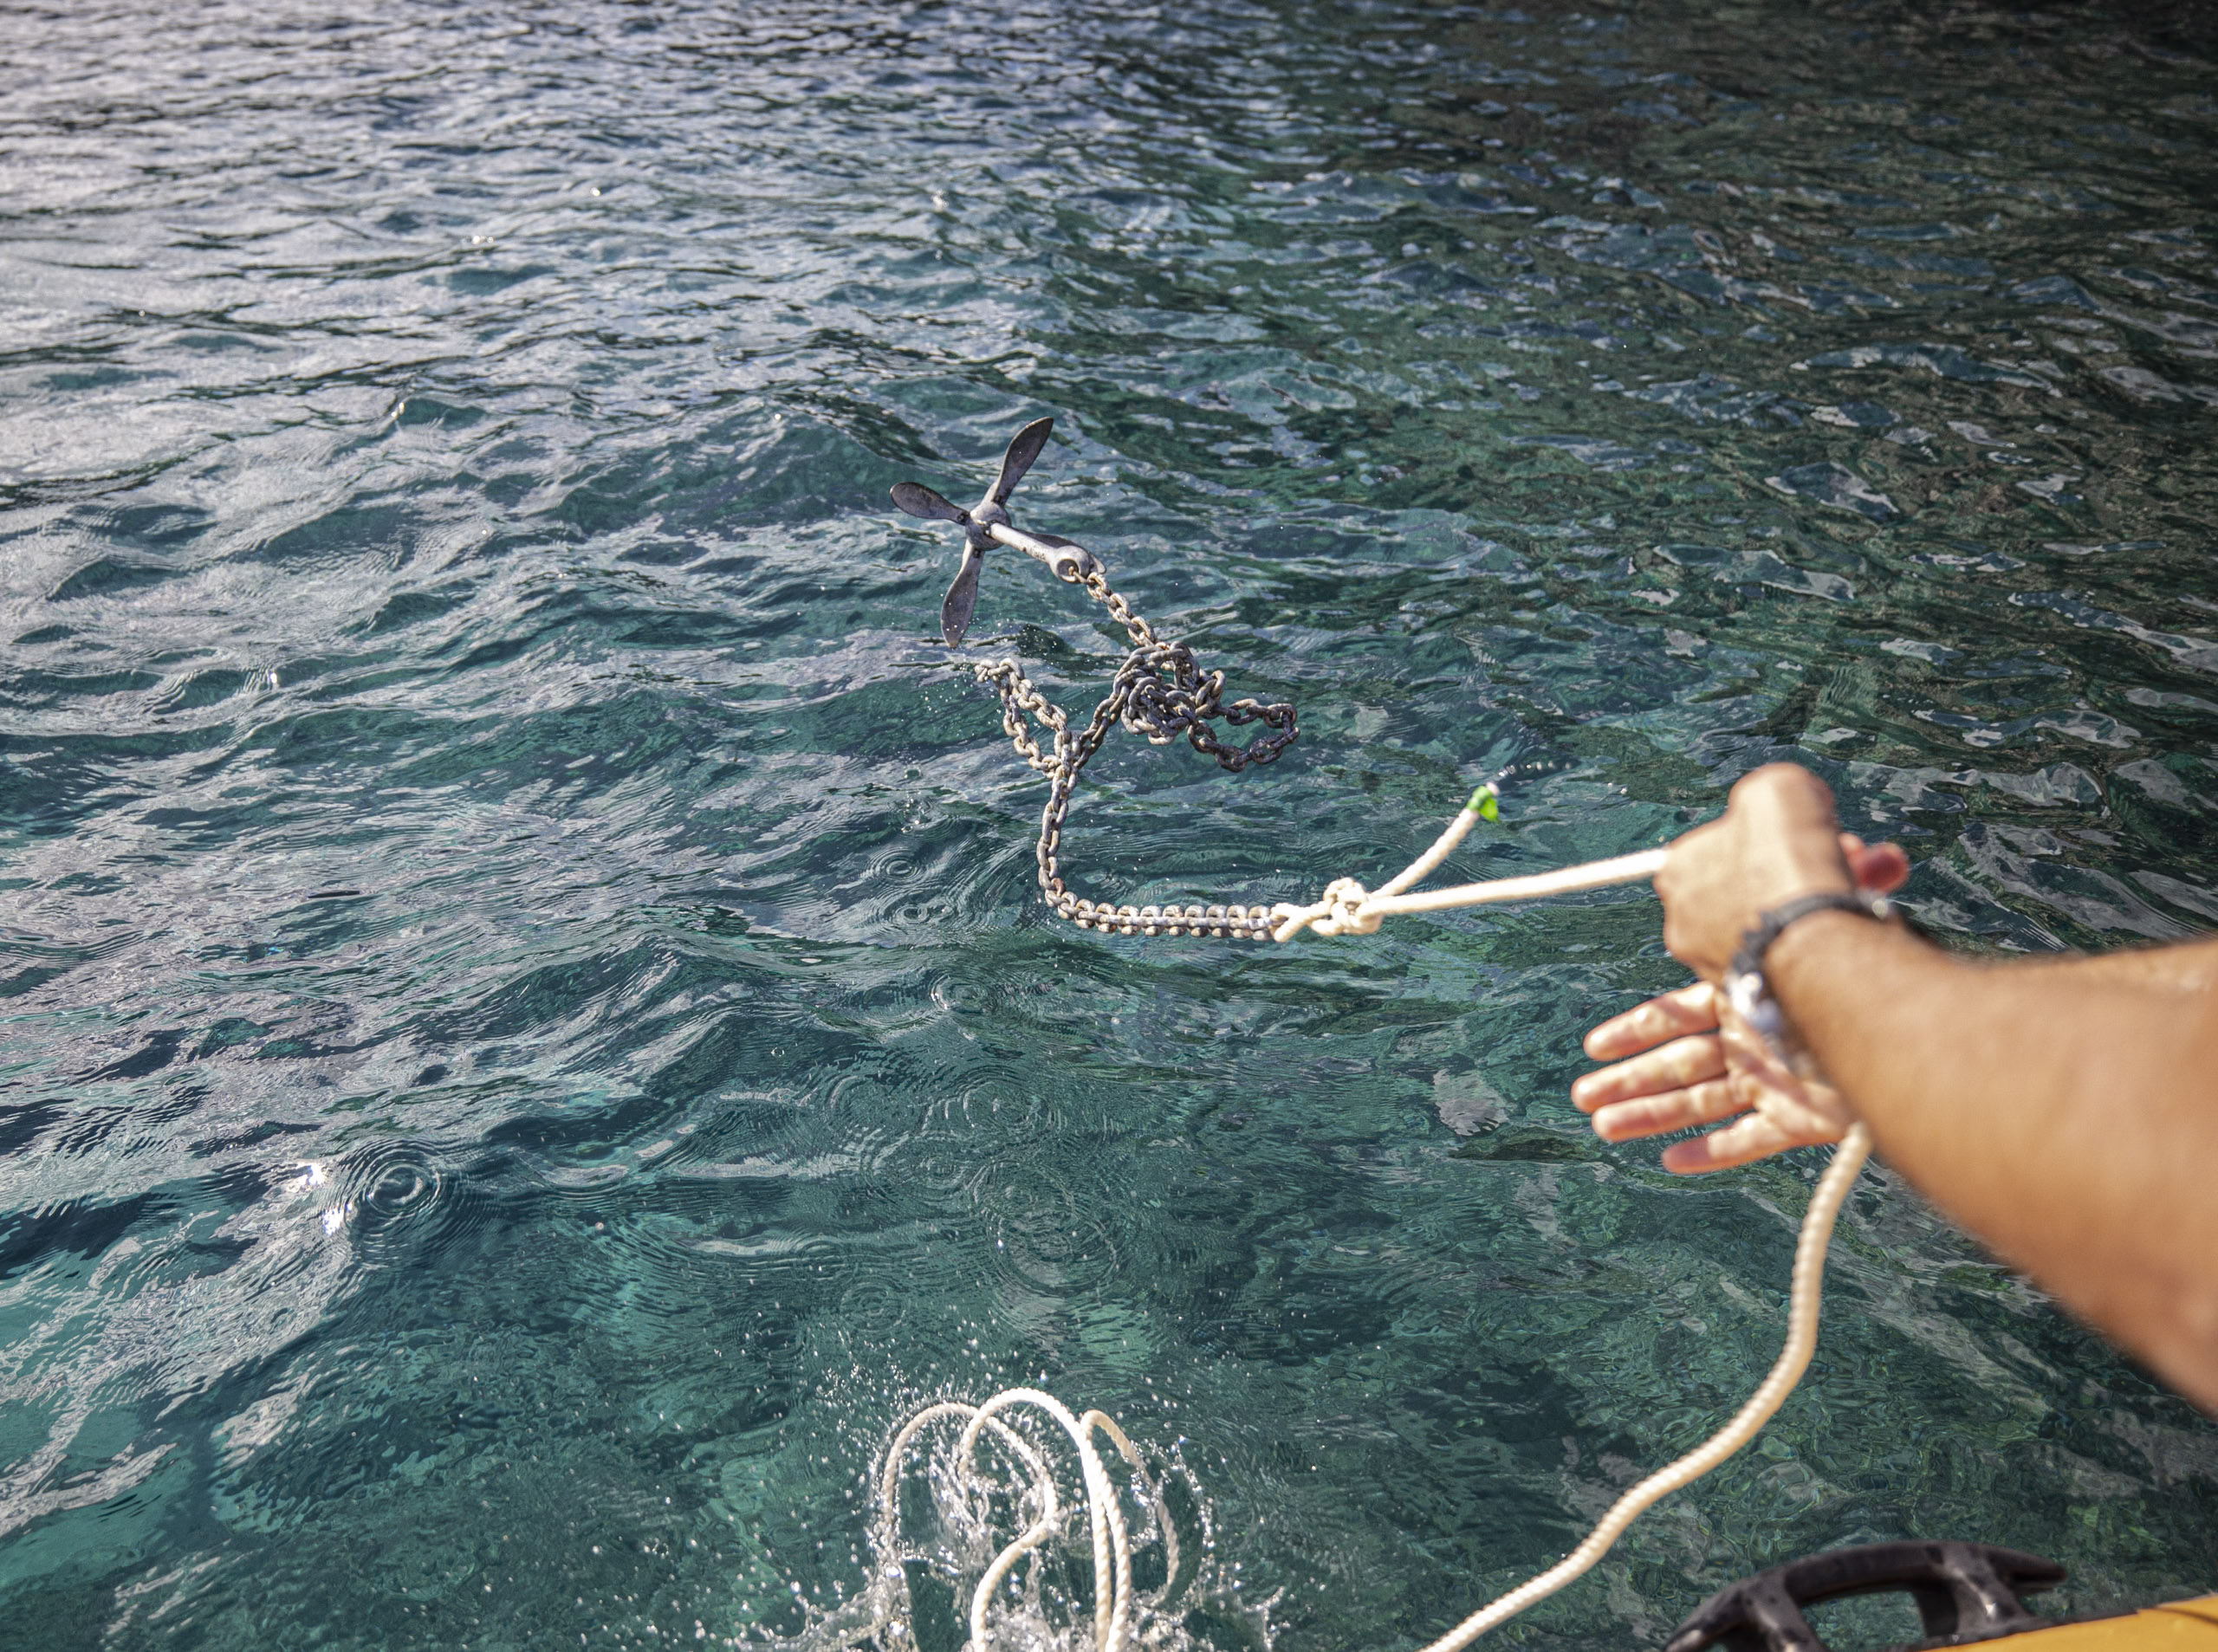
[
  {"xmin": 1769, "ymin": 913, "xmax": 2218, "ymax": 1412},
  {"xmin": 2021, "ymin": 935, "xmax": 2218, "ymax": 994}
]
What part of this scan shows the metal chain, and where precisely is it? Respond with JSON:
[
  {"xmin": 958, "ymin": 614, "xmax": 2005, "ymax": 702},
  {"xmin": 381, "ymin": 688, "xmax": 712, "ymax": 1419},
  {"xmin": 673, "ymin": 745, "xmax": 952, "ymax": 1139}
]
[{"xmin": 972, "ymin": 568, "xmax": 1296, "ymax": 939}]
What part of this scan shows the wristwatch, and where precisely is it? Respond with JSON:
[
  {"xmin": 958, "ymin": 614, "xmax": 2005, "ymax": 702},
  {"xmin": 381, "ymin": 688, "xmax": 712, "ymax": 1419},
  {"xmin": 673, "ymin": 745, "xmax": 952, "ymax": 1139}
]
[{"xmin": 1724, "ymin": 889, "xmax": 1893, "ymax": 1056}]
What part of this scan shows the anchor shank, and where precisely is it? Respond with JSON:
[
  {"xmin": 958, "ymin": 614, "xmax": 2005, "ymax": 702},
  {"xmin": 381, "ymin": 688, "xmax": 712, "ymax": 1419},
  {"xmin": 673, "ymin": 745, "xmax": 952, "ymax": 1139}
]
[{"xmin": 987, "ymin": 521, "xmax": 1100, "ymax": 582}]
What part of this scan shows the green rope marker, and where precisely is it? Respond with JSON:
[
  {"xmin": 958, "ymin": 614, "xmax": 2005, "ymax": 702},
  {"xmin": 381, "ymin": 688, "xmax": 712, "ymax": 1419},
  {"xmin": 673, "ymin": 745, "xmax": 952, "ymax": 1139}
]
[{"xmin": 1469, "ymin": 782, "xmax": 1501, "ymax": 823}]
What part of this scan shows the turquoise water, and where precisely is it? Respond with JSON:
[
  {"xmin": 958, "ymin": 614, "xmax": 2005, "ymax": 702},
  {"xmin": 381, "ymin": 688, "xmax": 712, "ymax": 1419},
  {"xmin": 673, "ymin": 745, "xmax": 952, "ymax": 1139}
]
[{"xmin": 4, "ymin": 1, "xmax": 2217, "ymax": 1647}]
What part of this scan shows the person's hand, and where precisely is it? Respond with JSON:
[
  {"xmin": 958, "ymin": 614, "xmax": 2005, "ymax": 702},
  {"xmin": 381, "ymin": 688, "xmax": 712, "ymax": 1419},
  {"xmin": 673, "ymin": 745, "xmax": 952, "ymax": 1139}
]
[
  {"xmin": 1654, "ymin": 764, "xmax": 1897, "ymax": 981},
  {"xmin": 1572, "ymin": 820, "xmax": 1910, "ymax": 1174},
  {"xmin": 1573, "ymin": 980, "xmax": 1858, "ymax": 1172}
]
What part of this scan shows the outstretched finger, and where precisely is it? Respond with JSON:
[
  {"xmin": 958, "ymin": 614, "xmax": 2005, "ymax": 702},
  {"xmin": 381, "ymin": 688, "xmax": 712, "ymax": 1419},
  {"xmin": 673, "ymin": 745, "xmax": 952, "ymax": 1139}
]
[
  {"xmin": 1581, "ymin": 981, "xmax": 1720, "ymax": 1061},
  {"xmin": 1658, "ymin": 1110, "xmax": 1841, "ymax": 1175},
  {"xmin": 1571, "ymin": 1033, "xmax": 1727, "ymax": 1113},
  {"xmin": 1588, "ymin": 1079, "xmax": 1743, "ymax": 1144}
]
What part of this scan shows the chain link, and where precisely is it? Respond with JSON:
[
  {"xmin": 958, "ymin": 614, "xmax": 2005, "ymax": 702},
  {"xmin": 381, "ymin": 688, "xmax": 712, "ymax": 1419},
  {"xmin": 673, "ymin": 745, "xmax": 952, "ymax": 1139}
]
[{"xmin": 972, "ymin": 569, "xmax": 1296, "ymax": 940}]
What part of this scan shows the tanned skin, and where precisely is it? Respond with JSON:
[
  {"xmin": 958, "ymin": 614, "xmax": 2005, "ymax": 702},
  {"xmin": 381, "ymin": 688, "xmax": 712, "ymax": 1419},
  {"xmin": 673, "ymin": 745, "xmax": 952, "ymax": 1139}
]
[{"xmin": 1569, "ymin": 762, "xmax": 2218, "ymax": 1415}]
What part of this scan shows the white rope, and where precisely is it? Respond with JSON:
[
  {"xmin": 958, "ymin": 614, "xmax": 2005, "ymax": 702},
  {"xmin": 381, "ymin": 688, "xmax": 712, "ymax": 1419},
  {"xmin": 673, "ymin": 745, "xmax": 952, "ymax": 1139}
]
[
  {"xmin": 862, "ymin": 1124, "xmax": 1871, "ymax": 1652},
  {"xmin": 873, "ymin": 1389, "xmax": 1177, "ymax": 1652},
  {"xmin": 1411, "ymin": 1121, "xmax": 1871, "ymax": 1652},
  {"xmin": 1372, "ymin": 786, "xmax": 1499, "ymax": 899},
  {"xmin": 1268, "ymin": 784, "xmax": 1668, "ymax": 942}
]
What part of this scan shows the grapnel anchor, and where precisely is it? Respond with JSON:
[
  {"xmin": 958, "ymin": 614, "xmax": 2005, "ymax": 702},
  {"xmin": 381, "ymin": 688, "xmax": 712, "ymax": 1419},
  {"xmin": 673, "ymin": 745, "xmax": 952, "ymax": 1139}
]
[{"xmin": 891, "ymin": 416, "xmax": 1300, "ymax": 940}]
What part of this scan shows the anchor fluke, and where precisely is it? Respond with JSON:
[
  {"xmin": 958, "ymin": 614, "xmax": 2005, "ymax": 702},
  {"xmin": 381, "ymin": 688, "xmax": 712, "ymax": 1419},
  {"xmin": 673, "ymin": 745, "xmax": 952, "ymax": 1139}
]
[
  {"xmin": 991, "ymin": 417, "xmax": 1054, "ymax": 506},
  {"xmin": 940, "ymin": 550, "xmax": 984, "ymax": 647},
  {"xmin": 891, "ymin": 481, "xmax": 969, "ymax": 523}
]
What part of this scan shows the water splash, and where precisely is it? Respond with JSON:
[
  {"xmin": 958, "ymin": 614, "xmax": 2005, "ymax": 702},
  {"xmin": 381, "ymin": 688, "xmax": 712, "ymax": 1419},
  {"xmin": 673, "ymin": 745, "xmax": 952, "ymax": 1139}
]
[{"xmin": 781, "ymin": 1392, "xmax": 1231, "ymax": 1652}]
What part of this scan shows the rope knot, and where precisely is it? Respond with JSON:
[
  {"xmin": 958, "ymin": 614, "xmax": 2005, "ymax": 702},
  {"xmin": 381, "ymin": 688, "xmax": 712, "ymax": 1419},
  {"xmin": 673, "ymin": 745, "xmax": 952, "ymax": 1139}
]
[
  {"xmin": 1268, "ymin": 877, "xmax": 1388, "ymax": 941},
  {"xmin": 1315, "ymin": 876, "xmax": 1381, "ymax": 936}
]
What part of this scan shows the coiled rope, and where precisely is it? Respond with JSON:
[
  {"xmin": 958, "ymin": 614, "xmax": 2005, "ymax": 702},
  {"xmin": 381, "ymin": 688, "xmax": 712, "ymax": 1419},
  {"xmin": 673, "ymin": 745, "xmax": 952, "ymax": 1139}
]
[
  {"xmin": 874, "ymin": 1391, "xmax": 1171, "ymax": 1652},
  {"xmin": 860, "ymin": 1124, "xmax": 1871, "ymax": 1652}
]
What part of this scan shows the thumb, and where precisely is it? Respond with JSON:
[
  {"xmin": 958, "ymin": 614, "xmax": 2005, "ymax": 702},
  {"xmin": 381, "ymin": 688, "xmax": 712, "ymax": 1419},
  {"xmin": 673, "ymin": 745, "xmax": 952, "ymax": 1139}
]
[{"xmin": 1839, "ymin": 833, "xmax": 1910, "ymax": 895}]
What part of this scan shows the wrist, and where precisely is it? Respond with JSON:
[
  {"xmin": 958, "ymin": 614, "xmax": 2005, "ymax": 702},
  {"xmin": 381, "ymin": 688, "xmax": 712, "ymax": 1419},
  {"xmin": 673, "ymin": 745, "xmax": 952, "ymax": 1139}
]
[
  {"xmin": 1766, "ymin": 905, "xmax": 1873, "ymax": 981},
  {"xmin": 1733, "ymin": 857, "xmax": 1855, "ymax": 966},
  {"xmin": 1727, "ymin": 852, "xmax": 1856, "ymax": 966},
  {"xmin": 1766, "ymin": 905, "xmax": 1922, "ymax": 1023},
  {"xmin": 1764, "ymin": 853, "xmax": 1855, "ymax": 908},
  {"xmin": 1724, "ymin": 894, "xmax": 1891, "ymax": 1058}
]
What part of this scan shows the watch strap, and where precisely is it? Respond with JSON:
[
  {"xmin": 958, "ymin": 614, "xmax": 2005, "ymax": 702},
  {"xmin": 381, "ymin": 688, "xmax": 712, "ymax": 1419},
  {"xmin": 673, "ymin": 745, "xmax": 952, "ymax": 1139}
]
[{"xmin": 1730, "ymin": 890, "xmax": 1891, "ymax": 982}]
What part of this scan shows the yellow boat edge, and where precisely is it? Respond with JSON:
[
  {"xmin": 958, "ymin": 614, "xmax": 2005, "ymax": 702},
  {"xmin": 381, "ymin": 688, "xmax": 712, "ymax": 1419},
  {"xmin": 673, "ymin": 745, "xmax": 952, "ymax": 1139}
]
[{"xmin": 1995, "ymin": 1599, "xmax": 2218, "ymax": 1652}]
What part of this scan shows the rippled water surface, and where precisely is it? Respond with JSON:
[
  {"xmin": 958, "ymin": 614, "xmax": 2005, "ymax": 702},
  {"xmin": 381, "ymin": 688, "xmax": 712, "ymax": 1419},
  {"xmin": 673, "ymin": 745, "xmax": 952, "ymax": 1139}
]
[{"xmin": 5, "ymin": 1, "xmax": 2218, "ymax": 1646}]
